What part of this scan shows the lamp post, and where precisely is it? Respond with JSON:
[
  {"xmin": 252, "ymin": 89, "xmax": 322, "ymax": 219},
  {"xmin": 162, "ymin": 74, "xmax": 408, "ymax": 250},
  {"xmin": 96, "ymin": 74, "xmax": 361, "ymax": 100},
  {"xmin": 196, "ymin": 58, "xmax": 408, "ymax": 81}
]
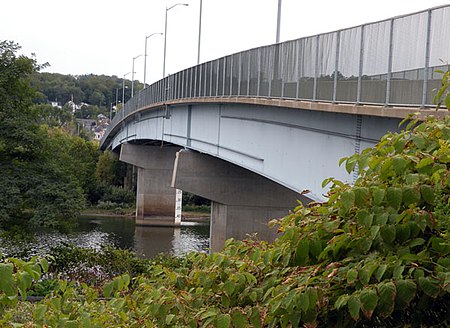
[
  {"xmin": 131, "ymin": 55, "xmax": 143, "ymax": 97},
  {"xmin": 276, "ymin": 0, "xmax": 282, "ymax": 43},
  {"xmin": 163, "ymin": 2, "xmax": 189, "ymax": 77},
  {"xmin": 122, "ymin": 72, "xmax": 131, "ymax": 108},
  {"xmin": 197, "ymin": 0, "xmax": 203, "ymax": 64},
  {"xmin": 144, "ymin": 32, "xmax": 163, "ymax": 87}
]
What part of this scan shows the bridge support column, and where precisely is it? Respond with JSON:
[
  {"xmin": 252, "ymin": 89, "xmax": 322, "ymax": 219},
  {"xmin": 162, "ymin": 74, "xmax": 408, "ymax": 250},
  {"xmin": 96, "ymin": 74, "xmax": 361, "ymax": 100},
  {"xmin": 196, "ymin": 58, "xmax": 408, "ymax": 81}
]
[
  {"xmin": 172, "ymin": 149, "xmax": 310, "ymax": 251},
  {"xmin": 120, "ymin": 144, "xmax": 181, "ymax": 226}
]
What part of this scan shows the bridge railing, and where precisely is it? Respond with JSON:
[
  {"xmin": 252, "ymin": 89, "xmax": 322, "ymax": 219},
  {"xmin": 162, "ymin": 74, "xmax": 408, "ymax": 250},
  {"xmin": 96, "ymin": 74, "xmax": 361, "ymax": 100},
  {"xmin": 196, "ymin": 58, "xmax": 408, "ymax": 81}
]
[{"xmin": 104, "ymin": 5, "xmax": 449, "ymax": 147}]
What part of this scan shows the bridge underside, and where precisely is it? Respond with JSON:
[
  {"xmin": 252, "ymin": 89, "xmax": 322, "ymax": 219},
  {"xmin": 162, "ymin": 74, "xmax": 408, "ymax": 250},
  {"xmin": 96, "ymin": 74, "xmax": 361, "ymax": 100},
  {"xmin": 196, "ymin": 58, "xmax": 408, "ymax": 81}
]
[
  {"xmin": 110, "ymin": 101, "xmax": 404, "ymax": 200},
  {"xmin": 108, "ymin": 102, "xmax": 408, "ymax": 251}
]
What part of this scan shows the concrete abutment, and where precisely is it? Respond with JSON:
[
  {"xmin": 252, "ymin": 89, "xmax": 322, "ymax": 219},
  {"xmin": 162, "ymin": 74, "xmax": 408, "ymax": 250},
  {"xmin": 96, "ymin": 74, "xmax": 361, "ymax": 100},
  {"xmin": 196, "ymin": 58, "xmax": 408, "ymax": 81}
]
[
  {"xmin": 120, "ymin": 144, "xmax": 181, "ymax": 226},
  {"xmin": 172, "ymin": 149, "xmax": 311, "ymax": 251}
]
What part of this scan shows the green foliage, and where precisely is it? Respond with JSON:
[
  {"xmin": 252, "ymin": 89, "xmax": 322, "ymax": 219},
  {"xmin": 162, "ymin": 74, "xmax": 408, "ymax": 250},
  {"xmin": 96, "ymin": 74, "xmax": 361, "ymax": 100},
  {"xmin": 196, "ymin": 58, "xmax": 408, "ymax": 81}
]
[
  {"xmin": 30, "ymin": 71, "xmax": 143, "ymax": 113},
  {"xmin": 0, "ymin": 41, "xmax": 89, "ymax": 229},
  {"xmin": 33, "ymin": 103, "xmax": 74, "ymax": 127},
  {"xmin": 0, "ymin": 255, "xmax": 49, "ymax": 316},
  {"xmin": 0, "ymin": 41, "xmax": 105, "ymax": 229},
  {"xmin": 95, "ymin": 150, "xmax": 127, "ymax": 187},
  {"xmin": 182, "ymin": 204, "xmax": 211, "ymax": 213},
  {"xmin": 48, "ymin": 245, "xmax": 148, "ymax": 283},
  {"xmin": 433, "ymin": 67, "xmax": 450, "ymax": 110}
]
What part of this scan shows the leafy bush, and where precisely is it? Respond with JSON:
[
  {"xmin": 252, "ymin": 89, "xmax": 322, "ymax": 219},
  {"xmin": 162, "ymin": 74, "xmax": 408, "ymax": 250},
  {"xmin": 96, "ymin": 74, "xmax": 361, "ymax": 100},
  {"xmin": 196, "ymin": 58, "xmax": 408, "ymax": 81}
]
[
  {"xmin": 183, "ymin": 204, "xmax": 211, "ymax": 213},
  {"xmin": 48, "ymin": 245, "xmax": 148, "ymax": 284},
  {"xmin": 99, "ymin": 185, "xmax": 135, "ymax": 205}
]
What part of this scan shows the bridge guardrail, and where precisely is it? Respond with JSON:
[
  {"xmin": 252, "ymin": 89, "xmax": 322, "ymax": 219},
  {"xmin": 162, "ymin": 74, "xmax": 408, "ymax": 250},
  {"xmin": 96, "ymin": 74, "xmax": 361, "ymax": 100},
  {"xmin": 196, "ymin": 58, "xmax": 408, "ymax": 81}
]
[{"xmin": 102, "ymin": 5, "xmax": 449, "ymax": 148}]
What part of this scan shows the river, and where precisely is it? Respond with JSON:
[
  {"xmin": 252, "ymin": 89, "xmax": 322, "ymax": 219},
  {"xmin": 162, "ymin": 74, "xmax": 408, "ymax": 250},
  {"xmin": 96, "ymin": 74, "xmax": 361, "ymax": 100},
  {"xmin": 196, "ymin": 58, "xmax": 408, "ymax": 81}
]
[{"xmin": 0, "ymin": 216, "xmax": 210, "ymax": 259}]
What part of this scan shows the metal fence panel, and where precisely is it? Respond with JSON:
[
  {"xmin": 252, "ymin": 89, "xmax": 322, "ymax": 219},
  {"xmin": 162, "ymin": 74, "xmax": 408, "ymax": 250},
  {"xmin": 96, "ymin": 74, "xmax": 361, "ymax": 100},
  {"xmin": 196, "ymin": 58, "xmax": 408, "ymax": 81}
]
[
  {"xmin": 316, "ymin": 32, "xmax": 337, "ymax": 101},
  {"xmin": 248, "ymin": 48, "xmax": 259, "ymax": 96},
  {"xmin": 336, "ymin": 27, "xmax": 361, "ymax": 102},
  {"xmin": 360, "ymin": 20, "xmax": 391, "ymax": 104},
  {"xmin": 297, "ymin": 37, "xmax": 316, "ymax": 99},
  {"xmin": 428, "ymin": 6, "xmax": 450, "ymax": 105},
  {"xmin": 281, "ymin": 40, "xmax": 298, "ymax": 99},
  {"xmin": 390, "ymin": 12, "xmax": 428, "ymax": 105}
]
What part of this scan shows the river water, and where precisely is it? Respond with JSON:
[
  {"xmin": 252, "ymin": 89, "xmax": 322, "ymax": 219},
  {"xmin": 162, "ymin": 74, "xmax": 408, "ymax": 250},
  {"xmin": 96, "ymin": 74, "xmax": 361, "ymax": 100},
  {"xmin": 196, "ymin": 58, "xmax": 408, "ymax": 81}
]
[{"xmin": 0, "ymin": 216, "xmax": 210, "ymax": 259}]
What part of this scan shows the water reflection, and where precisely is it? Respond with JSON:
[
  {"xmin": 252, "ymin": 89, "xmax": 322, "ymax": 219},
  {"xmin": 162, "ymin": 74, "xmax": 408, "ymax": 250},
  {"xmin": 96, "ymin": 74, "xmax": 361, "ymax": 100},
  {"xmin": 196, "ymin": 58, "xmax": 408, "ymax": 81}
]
[
  {"xmin": 134, "ymin": 223, "xmax": 210, "ymax": 258},
  {"xmin": 0, "ymin": 216, "xmax": 210, "ymax": 259}
]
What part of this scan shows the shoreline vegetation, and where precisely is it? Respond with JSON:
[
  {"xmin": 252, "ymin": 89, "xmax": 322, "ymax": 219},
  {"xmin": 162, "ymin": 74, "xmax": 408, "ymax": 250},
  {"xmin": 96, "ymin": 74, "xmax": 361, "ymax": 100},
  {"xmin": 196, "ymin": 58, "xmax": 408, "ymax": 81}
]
[{"xmin": 80, "ymin": 207, "xmax": 211, "ymax": 221}]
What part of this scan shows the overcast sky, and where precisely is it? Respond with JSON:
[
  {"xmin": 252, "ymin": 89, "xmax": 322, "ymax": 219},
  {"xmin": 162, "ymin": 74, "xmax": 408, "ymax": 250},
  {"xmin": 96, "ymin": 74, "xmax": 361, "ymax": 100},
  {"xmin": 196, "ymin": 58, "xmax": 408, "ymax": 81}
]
[{"xmin": 1, "ymin": 1, "xmax": 448, "ymax": 85}]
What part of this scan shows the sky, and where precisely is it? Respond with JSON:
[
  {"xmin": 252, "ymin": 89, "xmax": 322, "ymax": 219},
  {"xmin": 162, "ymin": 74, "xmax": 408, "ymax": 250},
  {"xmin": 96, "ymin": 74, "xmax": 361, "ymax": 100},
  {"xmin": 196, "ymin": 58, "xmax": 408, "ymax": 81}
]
[{"xmin": 1, "ymin": 0, "xmax": 448, "ymax": 85}]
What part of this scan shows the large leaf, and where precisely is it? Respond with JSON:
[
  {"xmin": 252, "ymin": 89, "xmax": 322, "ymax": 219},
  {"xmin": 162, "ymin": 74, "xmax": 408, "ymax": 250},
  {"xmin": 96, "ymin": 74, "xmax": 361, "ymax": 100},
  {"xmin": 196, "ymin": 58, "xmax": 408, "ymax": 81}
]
[
  {"xmin": 334, "ymin": 294, "xmax": 349, "ymax": 310},
  {"xmin": 371, "ymin": 187, "xmax": 385, "ymax": 206},
  {"xmin": 392, "ymin": 156, "xmax": 408, "ymax": 175},
  {"xmin": 341, "ymin": 190, "xmax": 355, "ymax": 212},
  {"xmin": 347, "ymin": 269, "xmax": 358, "ymax": 285},
  {"xmin": 402, "ymin": 186, "xmax": 421, "ymax": 207},
  {"xmin": 412, "ymin": 134, "xmax": 427, "ymax": 150},
  {"xmin": 231, "ymin": 310, "xmax": 247, "ymax": 328},
  {"xmin": 309, "ymin": 238, "xmax": 322, "ymax": 258},
  {"xmin": 359, "ymin": 262, "xmax": 378, "ymax": 285},
  {"xmin": 295, "ymin": 239, "xmax": 310, "ymax": 266},
  {"xmin": 395, "ymin": 279, "xmax": 416, "ymax": 309},
  {"xmin": 418, "ymin": 277, "xmax": 440, "ymax": 298},
  {"xmin": 216, "ymin": 314, "xmax": 231, "ymax": 328},
  {"xmin": 395, "ymin": 224, "xmax": 411, "ymax": 244},
  {"xmin": 386, "ymin": 187, "xmax": 402, "ymax": 210},
  {"xmin": 299, "ymin": 291, "xmax": 310, "ymax": 313},
  {"xmin": 345, "ymin": 156, "xmax": 358, "ymax": 174},
  {"xmin": 357, "ymin": 209, "xmax": 373, "ymax": 228},
  {"xmin": 416, "ymin": 157, "xmax": 434, "ymax": 169},
  {"xmin": 348, "ymin": 295, "xmax": 361, "ymax": 321},
  {"xmin": 377, "ymin": 282, "xmax": 396, "ymax": 317},
  {"xmin": 0, "ymin": 263, "xmax": 15, "ymax": 296},
  {"xmin": 420, "ymin": 185, "xmax": 435, "ymax": 205},
  {"xmin": 354, "ymin": 187, "xmax": 370, "ymax": 207},
  {"xmin": 17, "ymin": 271, "xmax": 32, "ymax": 299},
  {"xmin": 380, "ymin": 225, "xmax": 396, "ymax": 245},
  {"xmin": 360, "ymin": 288, "xmax": 378, "ymax": 319}
]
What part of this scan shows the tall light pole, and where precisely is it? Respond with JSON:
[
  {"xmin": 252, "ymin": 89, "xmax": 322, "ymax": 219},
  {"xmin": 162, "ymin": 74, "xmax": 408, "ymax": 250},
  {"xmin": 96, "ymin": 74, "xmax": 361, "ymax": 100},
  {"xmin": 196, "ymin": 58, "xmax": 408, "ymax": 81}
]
[
  {"xmin": 276, "ymin": 0, "xmax": 282, "ymax": 43},
  {"xmin": 163, "ymin": 3, "xmax": 189, "ymax": 77},
  {"xmin": 197, "ymin": 0, "xmax": 203, "ymax": 64},
  {"xmin": 131, "ymin": 55, "xmax": 143, "ymax": 97},
  {"xmin": 144, "ymin": 32, "xmax": 163, "ymax": 87},
  {"xmin": 122, "ymin": 72, "xmax": 131, "ymax": 107}
]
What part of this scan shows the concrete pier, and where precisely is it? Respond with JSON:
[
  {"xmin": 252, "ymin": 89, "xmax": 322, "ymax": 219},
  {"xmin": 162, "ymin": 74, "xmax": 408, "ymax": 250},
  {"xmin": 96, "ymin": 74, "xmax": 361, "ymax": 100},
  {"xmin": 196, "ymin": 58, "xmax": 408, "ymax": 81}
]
[
  {"xmin": 120, "ymin": 144, "xmax": 181, "ymax": 226},
  {"xmin": 172, "ymin": 149, "xmax": 311, "ymax": 251}
]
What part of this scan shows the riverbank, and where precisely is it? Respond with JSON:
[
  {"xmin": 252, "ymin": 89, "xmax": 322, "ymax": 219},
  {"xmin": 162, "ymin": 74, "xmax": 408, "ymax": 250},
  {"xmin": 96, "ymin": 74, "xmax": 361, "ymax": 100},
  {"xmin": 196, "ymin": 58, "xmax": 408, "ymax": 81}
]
[{"xmin": 80, "ymin": 208, "xmax": 210, "ymax": 222}]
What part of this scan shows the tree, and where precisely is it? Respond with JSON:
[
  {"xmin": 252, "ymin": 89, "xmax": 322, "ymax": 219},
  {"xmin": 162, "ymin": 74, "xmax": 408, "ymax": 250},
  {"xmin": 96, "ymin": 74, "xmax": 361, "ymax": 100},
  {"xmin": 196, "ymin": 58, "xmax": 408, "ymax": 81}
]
[{"xmin": 0, "ymin": 41, "xmax": 86, "ymax": 229}]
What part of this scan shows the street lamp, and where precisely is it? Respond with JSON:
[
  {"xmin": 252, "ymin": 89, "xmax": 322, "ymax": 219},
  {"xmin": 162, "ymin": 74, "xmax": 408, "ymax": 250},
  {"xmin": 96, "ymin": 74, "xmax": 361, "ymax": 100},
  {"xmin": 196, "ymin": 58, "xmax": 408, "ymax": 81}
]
[
  {"xmin": 276, "ymin": 0, "xmax": 282, "ymax": 43},
  {"xmin": 197, "ymin": 0, "xmax": 203, "ymax": 64},
  {"xmin": 144, "ymin": 32, "xmax": 163, "ymax": 87},
  {"xmin": 163, "ymin": 2, "xmax": 189, "ymax": 77},
  {"xmin": 132, "ymin": 55, "xmax": 143, "ymax": 97},
  {"xmin": 122, "ymin": 72, "xmax": 131, "ymax": 107}
]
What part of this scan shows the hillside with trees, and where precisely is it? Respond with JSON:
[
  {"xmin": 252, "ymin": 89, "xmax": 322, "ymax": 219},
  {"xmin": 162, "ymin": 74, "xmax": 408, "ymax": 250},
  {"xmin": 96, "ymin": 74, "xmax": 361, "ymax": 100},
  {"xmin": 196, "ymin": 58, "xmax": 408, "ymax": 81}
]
[{"xmin": 30, "ymin": 72, "xmax": 144, "ymax": 119}]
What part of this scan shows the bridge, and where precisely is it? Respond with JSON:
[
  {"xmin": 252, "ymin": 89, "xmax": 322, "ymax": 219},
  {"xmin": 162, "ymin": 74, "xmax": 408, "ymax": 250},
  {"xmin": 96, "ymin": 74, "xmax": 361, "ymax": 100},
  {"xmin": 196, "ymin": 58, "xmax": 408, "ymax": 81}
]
[{"xmin": 101, "ymin": 5, "xmax": 449, "ymax": 251}]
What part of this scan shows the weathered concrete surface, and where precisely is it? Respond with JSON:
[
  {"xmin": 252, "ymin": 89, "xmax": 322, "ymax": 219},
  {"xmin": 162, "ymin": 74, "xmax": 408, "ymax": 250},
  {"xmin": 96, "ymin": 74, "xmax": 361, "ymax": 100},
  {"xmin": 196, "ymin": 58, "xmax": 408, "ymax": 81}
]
[
  {"xmin": 172, "ymin": 149, "xmax": 309, "ymax": 251},
  {"xmin": 120, "ymin": 144, "xmax": 181, "ymax": 226}
]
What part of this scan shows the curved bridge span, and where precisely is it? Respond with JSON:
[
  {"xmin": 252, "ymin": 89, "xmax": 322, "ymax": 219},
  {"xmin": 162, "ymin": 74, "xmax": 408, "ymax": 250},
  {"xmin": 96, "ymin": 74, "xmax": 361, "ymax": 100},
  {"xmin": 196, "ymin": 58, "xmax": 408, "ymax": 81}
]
[{"xmin": 100, "ymin": 5, "xmax": 449, "ymax": 250}]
